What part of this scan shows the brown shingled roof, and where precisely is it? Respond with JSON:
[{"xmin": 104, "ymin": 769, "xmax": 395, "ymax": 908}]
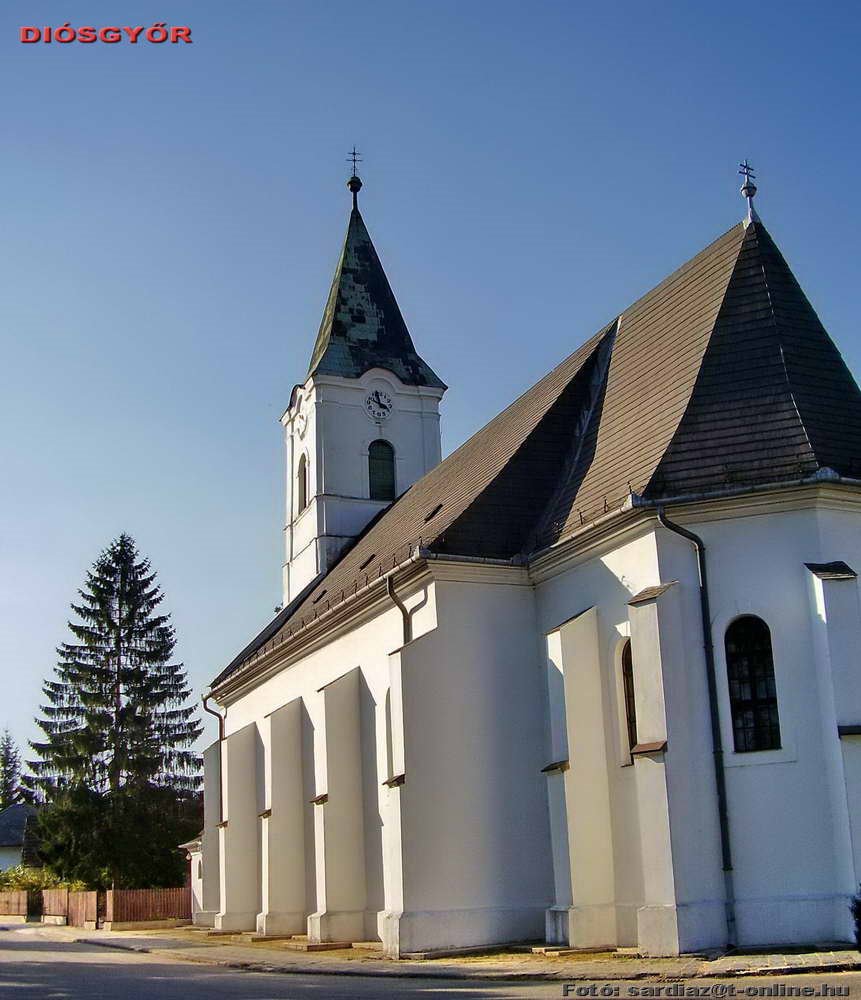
[
  {"xmin": 212, "ymin": 217, "xmax": 861, "ymax": 691},
  {"xmin": 646, "ymin": 222, "xmax": 861, "ymax": 497}
]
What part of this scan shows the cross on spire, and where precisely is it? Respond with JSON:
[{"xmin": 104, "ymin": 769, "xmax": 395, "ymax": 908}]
[
  {"xmin": 739, "ymin": 159, "xmax": 759, "ymax": 224},
  {"xmin": 347, "ymin": 146, "xmax": 363, "ymax": 209}
]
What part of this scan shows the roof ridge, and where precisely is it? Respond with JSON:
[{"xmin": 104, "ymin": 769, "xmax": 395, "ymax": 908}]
[
  {"xmin": 751, "ymin": 222, "xmax": 819, "ymax": 474},
  {"xmin": 521, "ymin": 322, "xmax": 618, "ymax": 555},
  {"xmin": 431, "ymin": 324, "xmax": 618, "ymax": 559}
]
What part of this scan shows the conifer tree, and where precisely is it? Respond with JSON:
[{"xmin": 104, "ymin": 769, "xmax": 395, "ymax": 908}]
[
  {"xmin": 0, "ymin": 730, "xmax": 22, "ymax": 810},
  {"xmin": 27, "ymin": 534, "xmax": 202, "ymax": 886}
]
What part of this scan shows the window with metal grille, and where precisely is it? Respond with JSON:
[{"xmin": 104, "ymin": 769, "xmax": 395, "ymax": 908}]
[
  {"xmin": 621, "ymin": 638, "xmax": 638, "ymax": 756},
  {"xmin": 369, "ymin": 440, "xmax": 395, "ymax": 501},
  {"xmin": 297, "ymin": 454, "xmax": 308, "ymax": 513},
  {"xmin": 724, "ymin": 615, "xmax": 781, "ymax": 752}
]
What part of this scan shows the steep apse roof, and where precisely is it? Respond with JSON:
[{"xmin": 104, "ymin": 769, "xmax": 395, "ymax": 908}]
[
  {"xmin": 212, "ymin": 214, "xmax": 861, "ymax": 691},
  {"xmin": 307, "ymin": 204, "xmax": 446, "ymax": 389}
]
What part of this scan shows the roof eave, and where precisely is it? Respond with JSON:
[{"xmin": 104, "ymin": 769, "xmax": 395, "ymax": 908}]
[{"xmin": 210, "ymin": 550, "xmax": 431, "ymax": 703}]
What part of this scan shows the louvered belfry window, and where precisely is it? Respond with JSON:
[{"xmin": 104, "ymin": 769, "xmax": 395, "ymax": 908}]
[
  {"xmin": 621, "ymin": 639, "xmax": 638, "ymax": 755},
  {"xmin": 369, "ymin": 440, "xmax": 395, "ymax": 501},
  {"xmin": 725, "ymin": 615, "xmax": 781, "ymax": 752}
]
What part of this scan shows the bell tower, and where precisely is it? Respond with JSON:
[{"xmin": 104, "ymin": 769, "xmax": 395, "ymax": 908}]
[{"xmin": 281, "ymin": 168, "xmax": 446, "ymax": 606}]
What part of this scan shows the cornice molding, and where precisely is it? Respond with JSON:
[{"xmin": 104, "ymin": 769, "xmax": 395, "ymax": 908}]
[
  {"xmin": 657, "ymin": 482, "xmax": 861, "ymax": 523},
  {"xmin": 425, "ymin": 558, "xmax": 530, "ymax": 587}
]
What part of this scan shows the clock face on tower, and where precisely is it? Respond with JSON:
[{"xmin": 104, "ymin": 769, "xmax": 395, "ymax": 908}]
[{"xmin": 365, "ymin": 389, "xmax": 393, "ymax": 421}]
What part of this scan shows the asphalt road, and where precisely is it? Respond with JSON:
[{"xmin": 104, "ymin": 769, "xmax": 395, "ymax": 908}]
[{"xmin": 1, "ymin": 924, "xmax": 860, "ymax": 1000}]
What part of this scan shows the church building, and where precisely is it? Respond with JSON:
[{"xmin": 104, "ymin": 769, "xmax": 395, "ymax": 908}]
[{"xmin": 199, "ymin": 163, "xmax": 861, "ymax": 958}]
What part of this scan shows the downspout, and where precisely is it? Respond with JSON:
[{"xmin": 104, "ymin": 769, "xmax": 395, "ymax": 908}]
[
  {"xmin": 386, "ymin": 575, "xmax": 412, "ymax": 645},
  {"xmin": 202, "ymin": 694, "xmax": 225, "ymax": 824},
  {"xmin": 656, "ymin": 507, "xmax": 737, "ymax": 949}
]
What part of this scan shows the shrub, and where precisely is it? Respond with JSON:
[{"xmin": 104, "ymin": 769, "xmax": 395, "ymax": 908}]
[{"xmin": 0, "ymin": 865, "xmax": 85, "ymax": 893}]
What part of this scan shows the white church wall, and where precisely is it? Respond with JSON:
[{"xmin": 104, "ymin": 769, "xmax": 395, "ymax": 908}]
[
  {"xmin": 535, "ymin": 527, "xmax": 661, "ymax": 948},
  {"xmin": 547, "ymin": 607, "xmax": 617, "ymax": 949},
  {"xmin": 308, "ymin": 669, "xmax": 367, "ymax": 943},
  {"xmin": 216, "ymin": 722, "xmax": 262, "ymax": 931},
  {"xmin": 188, "ymin": 848, "xmax": 204, "ymax": 917},
  {"xmin": 210, "ymin": 487, "xmax": 861, "ymax": 954},
  {"xmin": 535, "ymin": 501, "xmax": 861, "ymax": 954},
  {"xmin": 390, "ymin": 576, "xmax": 553, "ymax": 954},
  {"xmin": 663, "ymin": 501, "xmax": 861, "ymax": 946},
  {"xmin": 809, "ymin": 506, "xmax": 861, "ymax": 913},
  {"xmin": 544, "ymin": 629, "xmax": 573, "ymax": 937},
  {"xmin": 196, "ymin": 741, "xmax": 221, "ymax": 926},
  {"xmin": 627, "ymin": 578, "xmax": 725, "ymax": 954},
  {"xmin": 215, "ymin": 578, "xmax": 437, "ymax": 942},
  {"xmin": 257, "ymin": 699, "xmax": 306, "ymax": 936}
]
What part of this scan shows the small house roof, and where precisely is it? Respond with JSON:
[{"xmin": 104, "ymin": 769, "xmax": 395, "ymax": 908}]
[{"xmin": 0, "ymin": 803, "xmax": 37, "ymax": 849}]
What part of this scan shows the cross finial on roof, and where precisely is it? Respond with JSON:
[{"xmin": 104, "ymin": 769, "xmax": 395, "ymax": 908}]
[
  {"xmin": 739, "ymin": 159, "xmax": 759, "ymax": 224},
  {"xmin": 347, "ymin": 147, "xmax": 363, "ymax": 209}
]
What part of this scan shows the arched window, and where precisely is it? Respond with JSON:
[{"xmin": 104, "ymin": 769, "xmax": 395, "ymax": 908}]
[
  {"xmin": 297, "ymin": 454, "xmax": 308, "ymax": 513},
  {"xmin": 724, "ymin": 615, "xmax": 781, "ymax": 752},
  {"xmin": 621, "ymin": 639, "xmax": 638, "ymax": 756},
  {"xmin": 369, "ymin": 440, "xmax": 395, "ymax": 501}
]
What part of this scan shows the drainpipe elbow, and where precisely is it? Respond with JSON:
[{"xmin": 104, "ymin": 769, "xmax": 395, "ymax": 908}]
[{"xmin": 386, "ymin": 575, "xmax": 412, "ymax": 645}]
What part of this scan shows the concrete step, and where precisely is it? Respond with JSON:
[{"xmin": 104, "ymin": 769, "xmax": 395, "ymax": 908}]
[
  {"xmin": 240, "ymin": 933, "xmax": 353, "ymax": 952},
  {"xmin": 238, "ymin": 933, "xmax": 297, "ymax": 943},
  {"xmin": 281, "ymin": 940, "xmax": 354, "ymax": 952},
  {"xmin": 351, "ymin": 941, "xmax": 384, "ymax": 951}
]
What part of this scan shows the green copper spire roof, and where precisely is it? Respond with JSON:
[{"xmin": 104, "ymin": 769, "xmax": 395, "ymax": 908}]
[{"xmin": 307, "ymin": 178, "xmax": 445, "ymax": 389}]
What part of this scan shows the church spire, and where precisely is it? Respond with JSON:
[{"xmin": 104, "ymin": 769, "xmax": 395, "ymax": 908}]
[{"xmin": 306, "ymin": 165, "xmax": 446, "ymax": 389}]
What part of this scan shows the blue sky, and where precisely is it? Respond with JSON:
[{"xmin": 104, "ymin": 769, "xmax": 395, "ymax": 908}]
[{"xmin": 1, "ymin": 1, "xmax": 859, "ymax": 757}]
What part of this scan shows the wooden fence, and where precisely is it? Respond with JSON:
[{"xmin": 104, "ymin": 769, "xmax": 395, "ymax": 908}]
[
  {"xmin": 40, "ymin": 888, "xmax": 69, "ymax": 918},
  {"xmin": 0, "ymin": 891, "xmax": 27, "ymax": 917},
  {"xmin": 19, "ymin": 886, "xmax": 190, "ymax": 927},
  {"xmin": 106, "ymin": 887, "xmax": 191, "ymax": 923},
  {"xmin": 68, "ymin": 891, "xmax": 98, "ymax": 927}
]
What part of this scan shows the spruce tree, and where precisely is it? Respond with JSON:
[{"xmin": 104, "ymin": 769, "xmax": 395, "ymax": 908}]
[
  {"xmin": 0, "ymin": 730, "xmax": 22, "ymax": 810},
  {"xmin": 27, "ymin": 533, "xmax": 202, "ymax": 886}
]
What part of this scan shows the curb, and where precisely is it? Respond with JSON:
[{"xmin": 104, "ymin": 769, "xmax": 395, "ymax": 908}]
[{"xmin": 73, "ymin": 938, "xmax": 861, "ymax": 983}]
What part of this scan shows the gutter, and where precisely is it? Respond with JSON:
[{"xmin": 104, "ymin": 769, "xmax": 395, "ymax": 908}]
[
  {"xmin": 202, "ymin": 694, "xmax": 225, "ymax": 824},
  {"xmin": 418, "ymin": 548, "xmax": 521, "ymax": 567},
  {"xmin": 655, "ymin": 507, "xmax": 737, "ymax": 949}
]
